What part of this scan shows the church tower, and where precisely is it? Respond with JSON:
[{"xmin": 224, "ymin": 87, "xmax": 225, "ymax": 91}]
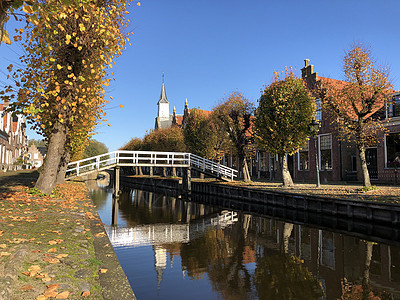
[{"xmin": 157, "ymin": 73, "xmax": 169, "ymax": 120}]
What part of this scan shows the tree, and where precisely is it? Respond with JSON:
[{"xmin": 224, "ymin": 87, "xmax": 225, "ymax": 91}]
[
  {"xmin": 28, "ymin": 138, "xmax": 47, "ymax": 148},
  {"xmin": 213, "ymin": 92, "xmax": 254, "ymax": 182},
  {"xmin": 82, "ymin": 139, "xmax": 108, "ymax": 159},
  {"xmin": 120, "ymin": 137, "xmax": 143, "ymax": 151},
  {"xmin": 142, "ymin": 127, "xmax": 186, "ymax": 152},
  {"xmin": 7, "ymin": 0, "xmax": 132, "ymax": 194},
  {"xmin": 183, "ymin": 108, "xmax": 220, "ymax": 159},
  {"xmin": 254, "ymin": 69, "xmax": 315, "ymax": 187},
  {"xmin": 322, "ymin": 44, "xmax": 392, "ymax": 187}
]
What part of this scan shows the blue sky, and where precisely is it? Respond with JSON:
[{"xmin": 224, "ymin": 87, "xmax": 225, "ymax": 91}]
[{"xmin": 1, "ymin": 0, "xmax": 400, "ymax": 151}]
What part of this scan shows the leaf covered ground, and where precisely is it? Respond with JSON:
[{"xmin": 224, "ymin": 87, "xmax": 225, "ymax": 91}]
[{"xmin": 0, "ymin": 171, "xmax": 105, "ymax": 299}]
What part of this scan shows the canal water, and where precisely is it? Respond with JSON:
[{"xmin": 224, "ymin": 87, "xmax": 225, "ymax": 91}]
[{"xmin": 88, "ymin": 183, "xmax": 400, "ymax": 300}]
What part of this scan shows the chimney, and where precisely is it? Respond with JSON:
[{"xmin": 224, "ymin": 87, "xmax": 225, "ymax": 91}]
[{"xmin": 304, "ymin": 59, "xmax": 310, "ymax": 67}]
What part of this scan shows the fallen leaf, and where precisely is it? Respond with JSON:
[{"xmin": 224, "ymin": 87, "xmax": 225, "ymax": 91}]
[
  {"xmin": 44, "ymin": 290, "xmax": 58, "ymax": 298},
  {"xmin": 20, "ymin": 285, "xmax": 34, "ymax": 291},
  {"xmin": 43, "ymin": 257, "xmax": 60, "ymax": 264},
  {"xmin": 0, "ymin": 251, "xmax": 11, "ymax": 257},
  {"xmin": 29, "ymin": 265, "xmax": 41, "ymax": 272},
  {"xmin": 56, "ymin": 254, "xmax": 68, "ymax": 259},
  {"xmin": 95, "ymin": 232, "xmax": 106, "ymax": 237},
  {"xmin": 48, "ymin": 248, "xmax": 57, "ymax": 253},
  {"xmin": 81, "ymin": 290, "xmax": 91, "ymax": 297},
  {"xmin": 0, "ymin": 244, "xmax": 6, "ymax": 248},
  {"xmin": 56, "ymin": 291, "xmax": 70, "ymax": 299},
  {"xmin": 36, "ymin": 295, "xmax": 46, "ymax": 300},
  {"xmin": 100, "ymin": 268, "xmax": 108, "ymax": 273}
]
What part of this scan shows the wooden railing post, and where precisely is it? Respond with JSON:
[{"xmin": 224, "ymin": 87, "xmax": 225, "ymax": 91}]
[{"xmin": 77, "ymin": 162, "xmax": 80, "ymax": 177}]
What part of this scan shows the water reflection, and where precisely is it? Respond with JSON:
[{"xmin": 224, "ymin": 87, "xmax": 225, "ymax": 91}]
[{"xmin": 89, "ymin": 185, "xmax": 400, "ymax": 300}]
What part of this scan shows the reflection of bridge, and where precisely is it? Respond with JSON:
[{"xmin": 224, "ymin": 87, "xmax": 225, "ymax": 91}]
[
  {"xmin": 105, "ymin": 210, "xmax": 238, "ymax": 248},
  {"xmin": 65, "ymin": 151, "xmax": 237, "ymax": 182}
]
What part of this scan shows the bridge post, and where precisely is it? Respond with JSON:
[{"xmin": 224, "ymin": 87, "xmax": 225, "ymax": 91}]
[
  {"xmin": 182, "ymin": 167, "xmax": 191, "ymax": 193},
  {"xmin": 112, "ymin": 166, "xmax": 120, "ymax": 225},
  {"xmin": 149, "ymin": 166, "xmax": 153, "ymax": 176}
]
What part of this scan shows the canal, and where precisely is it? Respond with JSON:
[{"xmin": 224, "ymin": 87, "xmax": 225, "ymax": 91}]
[{"xmin": 88, "ymin": 182, "xmax": 400, "ymax": 299}]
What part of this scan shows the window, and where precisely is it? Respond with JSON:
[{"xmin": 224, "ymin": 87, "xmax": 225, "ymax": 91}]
[
  {"xmin": 351, "ymin": 155, "xmax": 357, "ymax": 172},
  {"xmin": 319, "ymin": 134, "xmax": 332, "ymax": 170},
  {"xmin": 34, "ymin": 153, "xmax": 39, "ymax": 160},
  {"xmin": 388, "ymin": 93, "xmax": 400, "ymax": 118},
  {"xmin": 315, "ymin": 99, "xmax": 322, "ymax": 121},
  {"xmin": 298, "ymin": 142, "xmax": 309, "ymax": 170},
  {"xmin": 386, "ymin": 132, "xmax": 400, "ymax": 168}
]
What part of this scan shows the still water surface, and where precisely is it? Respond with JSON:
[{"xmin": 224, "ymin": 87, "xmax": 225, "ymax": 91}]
[{"xmin": 89, "ymin": 184, "xmax": 400, "ymax": 300}]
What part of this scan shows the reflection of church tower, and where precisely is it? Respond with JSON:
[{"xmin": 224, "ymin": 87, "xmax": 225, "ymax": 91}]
[{"xmin": 154, "ymin": 246, "xmax": 167, "ymax": 289}]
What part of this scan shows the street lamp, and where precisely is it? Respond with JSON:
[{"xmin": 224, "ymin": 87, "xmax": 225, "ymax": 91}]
[{"xmin": 310, "ymin": 119, "xmax": 321, "ymax": 187}]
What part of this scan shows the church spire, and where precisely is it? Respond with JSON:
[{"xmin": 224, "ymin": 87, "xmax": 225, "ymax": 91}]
[{"xmin": 158, "ymin": 72, "xmax": 168, "ymax": 104}]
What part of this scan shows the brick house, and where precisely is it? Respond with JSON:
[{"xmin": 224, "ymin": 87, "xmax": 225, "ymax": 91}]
[
  {"xmin": 0, "ymin": 100, "xmax": 27, "ymax": 170},
  {"xmin": 253, "ymin": 60, "xmax": 400, "ymax": 184},
  {"xmin": 26, "ymin": 144, "xmax": 46, "ymax": 168}
]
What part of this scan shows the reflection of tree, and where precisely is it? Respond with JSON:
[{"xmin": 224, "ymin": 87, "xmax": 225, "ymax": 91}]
[
  {"xmin": 117, "ymin": 190, "xmax": 182, "ymax": 226},
  {"xmin": 89, "ymin": 187, "xmax": 111, "ymax": 210},
  {"xmin": 254, "ymin": 254, "xmax": 324, "ymax": 299},
  {"xmin": 341, "ymin": 241, "xmax": 392, "ymax": 300},
  {"xmin": 180, "ymin": 215, "xmax": 254, "ymax": 299}
]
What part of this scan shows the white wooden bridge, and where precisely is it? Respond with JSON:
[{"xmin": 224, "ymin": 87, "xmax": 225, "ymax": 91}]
[{"xmin": 66, "ymin": 150, "xmax": 238, "ymax": 181}]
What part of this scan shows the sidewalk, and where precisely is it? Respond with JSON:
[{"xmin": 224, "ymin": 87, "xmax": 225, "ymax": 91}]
[{"xmin": 0, "ymin": 171, "xmax": 135, "ymax": 300}]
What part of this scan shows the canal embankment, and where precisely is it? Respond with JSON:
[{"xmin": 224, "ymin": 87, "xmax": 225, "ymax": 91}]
[
  {"xmin": 0, "ymin": 170, "xmax": 135, "ymax": 300},
  {"xmin": 121, "ymin": 175, "xmax": 400, "ymax": 227}
]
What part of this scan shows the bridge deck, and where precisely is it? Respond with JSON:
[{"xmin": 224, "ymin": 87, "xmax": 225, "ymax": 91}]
[{"xmin": 66, "ymin": 150, "xmax": 237, "ymax": 181}]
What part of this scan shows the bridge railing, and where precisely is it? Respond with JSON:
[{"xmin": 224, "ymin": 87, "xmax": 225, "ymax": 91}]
[
  {"xmin": 66, "ymin": 150, "xmax": 237, "ymax": 180},
  {"xmin": 189, "ymin": 153, "xmax": 238, "ymax": 180},
  {"xmin": 117, "ymin": 150, "xmax": 190, "ymax": 167}
]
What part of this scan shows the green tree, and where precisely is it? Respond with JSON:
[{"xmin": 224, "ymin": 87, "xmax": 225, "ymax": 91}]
[
  {"xmin": 82, "ymin": 139, "xmax": 108, "ymax": 159},
  {"xmin": 28, "ymin": 138, "xmax": 47, "ymax": 148},
  {"xmin": 321, "ymin": 44, "xmax": 392, "ymax": 187},
  {"xmin": 213, "ymin": 92, "xmax": 254, "ymax": 182},
  {"xmin": 254, "ymin": 68, "xmax": 315, "ymax": 187},
  {"xmin": 7, "ymin": 0, "xmax": 133, "ymax": 194}
]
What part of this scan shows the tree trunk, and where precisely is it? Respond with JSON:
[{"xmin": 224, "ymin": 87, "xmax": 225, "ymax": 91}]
[
  {"xmin": 55, "ymin": 146, "xmax": 71, "ymax": 185},
  {"xmin": 241, "ymin": 156, "xmax": 251, "ymax": 182},
  {"xmin": 0, "ymin": 1, "xmax": 12, "ymax": 42},
  {"xmin": 172, "ymin": 167, "xmax": 176, "ymax": 177},
  {"xmin": 279, "ymin": 154, "xmax": 293, "ymax": 187},
  {"xmin": 362, "ymin": 241, "xmax": 373, "ymax": 297},
  {"xmin": 35, "ymin": 122, "xmax": 67, "ymax": 194},
  {"xmin": 283, "ymin": 222, "xmax": 294, "ymax": 254},
  {"xmin": 162, "ymin": 167, "xmax": 167, "ymax": 177},
  {"xmin": 358, "ymin": 143, "xmax": 371, "ymax": 187}
]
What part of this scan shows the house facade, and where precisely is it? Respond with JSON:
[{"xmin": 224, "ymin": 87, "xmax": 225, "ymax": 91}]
[
  {"xmin": 0, "ymin": 100, "xmax": 28, "ymax": 170},
  {"xmin": 253, "ymin": 60, "xmax": 400, "ymax": 184}
]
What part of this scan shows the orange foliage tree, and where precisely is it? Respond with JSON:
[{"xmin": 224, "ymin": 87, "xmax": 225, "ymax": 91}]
[
  {"xmin": 322, "ymin": 44, "xmax": 392, "ymax": 187},
  {"xmin": 183, "ymin": 108, "xmax": 229, "ymax": 160},
  {"xmin": 6, "ymin": 0, "xmax": 134, "ymax": 194},
  {"xmin": 141, "ymin": 126, "xmax": 186, "ymax": 152},
  {"xmin": 213, "ymin": 92, "xmax": 254, "ymax": 182}
]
